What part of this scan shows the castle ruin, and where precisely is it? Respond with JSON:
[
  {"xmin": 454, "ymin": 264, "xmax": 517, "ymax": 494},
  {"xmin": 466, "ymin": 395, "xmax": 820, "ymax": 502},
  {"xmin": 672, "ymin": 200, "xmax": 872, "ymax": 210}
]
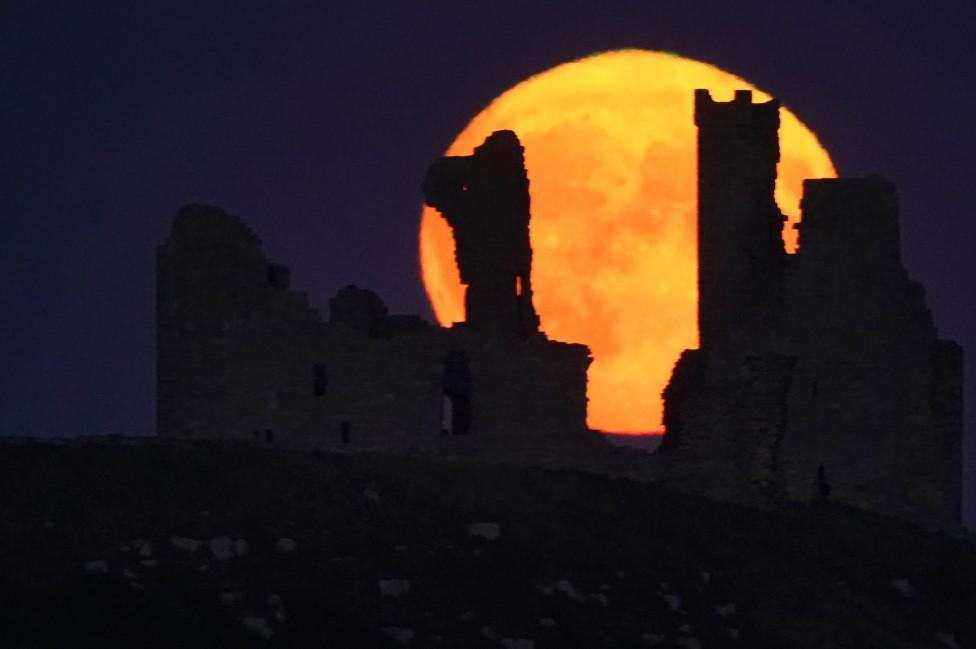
[
  {"xmin": 659, "ymin": 90, "xmax": 963, "ymax": 529},
  {"xmin": 157, "ymin": 131, "xmax": 592, "ymax": 452},
  {"xmin": 424, "ymin": 130, "xmax": 540, "ymax": 338},
  {"xmin": 157, "ymin": 93, "xmax": 963, "ymax": 530}
]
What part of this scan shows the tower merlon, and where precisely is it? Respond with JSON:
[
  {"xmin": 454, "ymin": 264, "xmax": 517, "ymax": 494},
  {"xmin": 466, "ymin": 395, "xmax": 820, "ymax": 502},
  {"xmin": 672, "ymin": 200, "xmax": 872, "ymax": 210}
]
[{"xmin": 694, "ymin": 88, "xmax": 780, "ymax": 131}]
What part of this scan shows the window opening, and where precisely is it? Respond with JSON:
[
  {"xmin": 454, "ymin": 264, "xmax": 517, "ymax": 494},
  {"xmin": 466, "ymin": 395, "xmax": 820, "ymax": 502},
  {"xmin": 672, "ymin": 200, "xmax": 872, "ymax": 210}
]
[
  {"xmin": 313, "ymin": 362, "xmax": 327, "ymax": 397},
  {"xmin": 441, "ymin": 350, "xmax": 472, "ymax": 435}
]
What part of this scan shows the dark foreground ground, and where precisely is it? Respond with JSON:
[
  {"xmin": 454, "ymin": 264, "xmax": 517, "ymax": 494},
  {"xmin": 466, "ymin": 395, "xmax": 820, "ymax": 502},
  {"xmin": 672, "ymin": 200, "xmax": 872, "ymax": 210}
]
[{"xmin": 1, "ymin": 438, "xmax": 974, "ymax": 649}]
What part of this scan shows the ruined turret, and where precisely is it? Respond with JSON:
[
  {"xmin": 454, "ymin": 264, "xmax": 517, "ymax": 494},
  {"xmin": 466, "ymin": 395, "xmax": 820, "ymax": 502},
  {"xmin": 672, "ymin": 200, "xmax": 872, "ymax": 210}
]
[
  {"xmin": 423, "ymin": 130, "xmax": 540, "ymax": 337},
  {"xmin": 661, "ymin": 90, "xmax": 964, "ymax": 531},
  {"xmin": 694, "ymin": 90, "xmax": 786, "ymax": 358}
]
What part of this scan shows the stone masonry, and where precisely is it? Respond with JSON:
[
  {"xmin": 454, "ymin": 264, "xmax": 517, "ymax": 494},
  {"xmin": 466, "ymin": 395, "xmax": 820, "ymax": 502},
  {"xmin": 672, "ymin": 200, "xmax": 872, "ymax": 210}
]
[
  {"xmin": 423, "ymin": 129, "xmax": 540, "ymax": 338},
  {"xmin": 157, "ymin": 132, "xmax": 593, "ymax": 453}
]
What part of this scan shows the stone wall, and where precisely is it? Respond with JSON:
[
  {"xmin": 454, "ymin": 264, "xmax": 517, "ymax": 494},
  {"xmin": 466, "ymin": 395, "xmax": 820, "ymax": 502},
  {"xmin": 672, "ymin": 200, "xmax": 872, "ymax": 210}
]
[
  {"xmin": 661, "ymin": 351, "xmax": 794, "ymax": 505},
  {"xmin": 423, "ymin": 130, "xmax": 539, "ymax": 337},
  {"xmin": 157, "ymin": 203, "xmax": 594, "ymax": 455},
  {"xmin": 156, "ymin": 205, "xmax": 326, "ymax": 445},
  {"xmin": 778, "ymin": 177, "xmax": 958, "ymax": 524}
]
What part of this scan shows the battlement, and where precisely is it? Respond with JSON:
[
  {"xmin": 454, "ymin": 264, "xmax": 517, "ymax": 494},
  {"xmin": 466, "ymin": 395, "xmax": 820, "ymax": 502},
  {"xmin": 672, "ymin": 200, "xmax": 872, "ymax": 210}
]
[{"xmin": 694, "ymin": 89, "xmax": 780, "ymax": 133}]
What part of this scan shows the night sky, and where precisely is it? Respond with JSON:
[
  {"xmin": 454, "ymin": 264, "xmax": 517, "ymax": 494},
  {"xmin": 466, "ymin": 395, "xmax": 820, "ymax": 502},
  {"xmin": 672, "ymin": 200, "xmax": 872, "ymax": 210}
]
[{"xmin": 3, "ymin": 2, "xmax": 974, "ymax": 527}]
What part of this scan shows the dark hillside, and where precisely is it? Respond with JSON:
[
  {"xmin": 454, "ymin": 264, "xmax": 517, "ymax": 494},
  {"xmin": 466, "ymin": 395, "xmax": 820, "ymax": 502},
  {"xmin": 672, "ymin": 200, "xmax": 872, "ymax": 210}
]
[{"xmin": 1, "ymin": 438, "xmax": 973, "ymax": 648}]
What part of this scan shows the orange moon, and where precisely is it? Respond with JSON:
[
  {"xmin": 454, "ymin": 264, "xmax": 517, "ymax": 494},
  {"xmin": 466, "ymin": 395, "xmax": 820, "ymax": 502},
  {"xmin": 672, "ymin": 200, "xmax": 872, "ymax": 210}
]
[{"xmin": 419, "ymin": 49, "xmax": 836, "ymax": 434}]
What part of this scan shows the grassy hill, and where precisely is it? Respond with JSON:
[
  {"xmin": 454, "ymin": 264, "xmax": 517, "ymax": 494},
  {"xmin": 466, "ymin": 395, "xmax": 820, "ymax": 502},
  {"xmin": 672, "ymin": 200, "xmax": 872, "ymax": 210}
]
[{"xmin": 1, "ymin": 438, "xmax": 974, "ymax": 648}]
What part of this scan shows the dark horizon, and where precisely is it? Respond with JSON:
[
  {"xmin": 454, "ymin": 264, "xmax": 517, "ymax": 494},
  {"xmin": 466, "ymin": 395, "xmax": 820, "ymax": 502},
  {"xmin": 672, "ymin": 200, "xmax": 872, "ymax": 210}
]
[{"xmin": 2, "ymin": 1, "xmax": 973, "ymax": 527}]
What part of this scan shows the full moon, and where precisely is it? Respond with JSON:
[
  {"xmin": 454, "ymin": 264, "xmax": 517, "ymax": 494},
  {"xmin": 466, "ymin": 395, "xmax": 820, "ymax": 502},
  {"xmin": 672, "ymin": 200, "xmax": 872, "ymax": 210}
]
[{"xmin": 419, "ymin": 49, "xmax": 836, "ymax": 434}]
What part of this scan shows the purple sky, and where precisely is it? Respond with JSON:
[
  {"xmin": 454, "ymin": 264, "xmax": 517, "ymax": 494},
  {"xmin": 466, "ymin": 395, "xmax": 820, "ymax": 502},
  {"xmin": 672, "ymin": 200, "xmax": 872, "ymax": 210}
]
[{"xmin": 2, "ymin": 1, "xmax": 973, "ymax": 527}]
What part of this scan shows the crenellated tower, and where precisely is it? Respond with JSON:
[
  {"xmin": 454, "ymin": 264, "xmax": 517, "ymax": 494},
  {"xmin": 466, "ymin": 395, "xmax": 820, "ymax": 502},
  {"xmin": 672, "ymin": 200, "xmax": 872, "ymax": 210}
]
[
  {"xmin": 694, "ymin": 89, "xmax": 786, "ymax": 358},
  {"xmin": 662, "ymin": 90, "xmax": 964, "ymax": 531}
]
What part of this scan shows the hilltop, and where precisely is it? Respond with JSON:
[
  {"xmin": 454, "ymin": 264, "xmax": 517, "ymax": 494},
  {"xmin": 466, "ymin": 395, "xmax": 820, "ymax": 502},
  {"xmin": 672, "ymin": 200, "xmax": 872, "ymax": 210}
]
[{"xmin": 1, "ymin": 438, "xmax": 973, "ymax": 648}]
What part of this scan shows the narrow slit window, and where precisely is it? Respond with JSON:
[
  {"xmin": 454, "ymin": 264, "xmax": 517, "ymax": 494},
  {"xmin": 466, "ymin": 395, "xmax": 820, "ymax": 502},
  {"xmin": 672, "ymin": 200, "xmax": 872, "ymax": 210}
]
[
  {"xmin": 313, "ymin": 362, "xmax": 327, "ymax": 397},
  {"xmin": 442, "ymin": 350, "xmax": 472, "ymax": 436}
]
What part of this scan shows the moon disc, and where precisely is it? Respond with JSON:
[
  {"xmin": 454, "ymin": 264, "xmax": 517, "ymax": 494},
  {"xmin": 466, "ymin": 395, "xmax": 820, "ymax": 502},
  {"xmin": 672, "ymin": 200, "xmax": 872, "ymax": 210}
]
[{"xmin": 419, "ymin": 49, "xmax": 836, "ymax": 433}]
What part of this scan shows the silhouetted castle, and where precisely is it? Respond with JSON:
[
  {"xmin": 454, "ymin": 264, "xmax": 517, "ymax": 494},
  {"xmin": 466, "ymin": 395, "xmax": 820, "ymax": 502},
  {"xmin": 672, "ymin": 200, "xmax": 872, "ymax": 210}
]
[
  {"xmin": 157, "ymin": 92, "xmax": 963, "ymax": 530},
  {"xmin": 157, "ymin": 131, "xmax": 593, "ymax": 452},
  {"xmin": 660, "ymin": 90, "xmax": 963, "ymax": 528}
]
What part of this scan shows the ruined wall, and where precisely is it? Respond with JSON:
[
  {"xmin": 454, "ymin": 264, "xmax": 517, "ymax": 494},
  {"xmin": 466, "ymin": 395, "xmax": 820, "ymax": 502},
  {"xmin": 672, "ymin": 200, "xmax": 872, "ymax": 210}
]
[
  {"xmin": 440, "ymin": 328, "xmax": 590, "ymax": 442},
  {"xmin": 662, "ymin": 351, "xmax": 794, "ymax": 504},
  {"xmin": 661, "ymin": 92, "xmax": 963, "ymax": 530},
  {"xmin": 156, "ymin": 205, "xmax": 328, "ymax": 446},
  {"xmin": 780, "ymin": 178, "xmax": 962, "ymax": 525},
  {"xmin": 424, "ymin": 130, "xmax": 540, "ymax": 338},
  {"xmin": 157, "ymin": 200, "xmax": 593, "ymax": 454},
  {"xmin": 930, "ymin": 339, "xmax": 965, "ymax": 525},
  {"xmin": 307, "ymin": 323, "xmax": 591, "ymax": 451}
]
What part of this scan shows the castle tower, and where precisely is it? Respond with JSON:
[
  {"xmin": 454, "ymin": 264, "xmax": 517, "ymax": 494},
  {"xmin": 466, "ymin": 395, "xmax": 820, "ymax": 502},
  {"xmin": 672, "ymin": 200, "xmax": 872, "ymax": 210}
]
[
  {"xmin": 423, "ymin": 130, "xmax": 540, "ymax": 337},
  {"xmin": 662, "ymin": 89, "xmax": 963, "ymax": 531},
  {"xmin": 694, "ymin": 89, "xmax": 786, "ymax": 356},
  {"xmin": 782, "ymin": 178, "xmax": 963, "ymax": 527}
]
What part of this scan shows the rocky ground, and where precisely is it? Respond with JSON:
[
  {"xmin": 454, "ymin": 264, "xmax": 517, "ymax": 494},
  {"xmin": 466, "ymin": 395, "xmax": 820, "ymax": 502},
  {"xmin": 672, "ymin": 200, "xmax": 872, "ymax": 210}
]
[{"xmin": 1, "ymin": 437, "xmax": 974, "ymax": 648}]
